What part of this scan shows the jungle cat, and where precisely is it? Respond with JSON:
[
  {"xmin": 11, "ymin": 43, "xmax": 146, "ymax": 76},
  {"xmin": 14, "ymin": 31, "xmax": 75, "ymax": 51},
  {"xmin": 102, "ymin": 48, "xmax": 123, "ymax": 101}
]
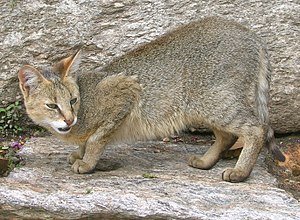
[{"xmin": 18, "ymin": 17, "xmax": 285, "ymax": 182}]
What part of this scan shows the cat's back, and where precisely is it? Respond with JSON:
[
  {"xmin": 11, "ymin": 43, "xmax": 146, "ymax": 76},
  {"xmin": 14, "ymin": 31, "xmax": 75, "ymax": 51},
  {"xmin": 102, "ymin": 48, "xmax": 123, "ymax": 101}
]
[
  {"xmin": 104, "ymin": 16, "xmax": 257, "ymax": 74},
  {"xmin": 101, "ymin": 16, "xmax": 262, "ymax": 107}
]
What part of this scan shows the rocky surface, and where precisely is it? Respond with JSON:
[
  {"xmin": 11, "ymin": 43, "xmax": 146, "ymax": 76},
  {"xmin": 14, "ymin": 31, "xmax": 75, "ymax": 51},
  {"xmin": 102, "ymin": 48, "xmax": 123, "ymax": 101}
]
[
  {"xmin": 0, "ymin": 136, "xmax": 299, "ymax": 219},
  {"xmin": 0, "ymin": 0, "xmax": 299, "ymax": 133}
]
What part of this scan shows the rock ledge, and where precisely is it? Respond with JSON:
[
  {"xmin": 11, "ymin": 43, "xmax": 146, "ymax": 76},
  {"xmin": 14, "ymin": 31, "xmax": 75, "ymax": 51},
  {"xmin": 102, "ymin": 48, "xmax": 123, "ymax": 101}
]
[{"xmin": 0, "ymin": 137, "xmax": 299, "ymax": 219}]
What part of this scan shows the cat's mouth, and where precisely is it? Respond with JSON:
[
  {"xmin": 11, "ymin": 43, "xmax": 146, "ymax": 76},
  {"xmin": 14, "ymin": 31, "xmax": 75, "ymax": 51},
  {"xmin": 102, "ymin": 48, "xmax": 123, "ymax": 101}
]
[
  {"xmin": 49, "ymin": 118, "xmax": 77, "ymax": 134},
  {"xmin": 54, "ymin": 126, "xmax": 72, "ymax": 134},
  {"xmin": 58, "ymin": 127, "xmax": 71, "ymax": 132}
]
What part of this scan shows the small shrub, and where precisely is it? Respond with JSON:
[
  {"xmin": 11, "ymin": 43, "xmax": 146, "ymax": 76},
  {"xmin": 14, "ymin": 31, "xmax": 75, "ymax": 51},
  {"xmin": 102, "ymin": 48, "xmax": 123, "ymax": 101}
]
[
  {"xmin": 0, "ymin": 137, "xmax": 27, "ymax": 177},
  {"xmin": 0, "ymin": 101, "xmax": 23, "ymax": 137}
]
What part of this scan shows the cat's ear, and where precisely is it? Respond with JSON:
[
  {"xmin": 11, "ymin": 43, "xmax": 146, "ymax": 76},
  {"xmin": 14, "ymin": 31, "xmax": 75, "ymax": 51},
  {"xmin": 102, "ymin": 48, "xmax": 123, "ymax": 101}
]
[
  {"xmin": 54, "ymin": 49, "xmax": 81, "ymax": 80},
  {"xmin": 18, "ymin": 65, "xmax": 49, "ymax": 98}
]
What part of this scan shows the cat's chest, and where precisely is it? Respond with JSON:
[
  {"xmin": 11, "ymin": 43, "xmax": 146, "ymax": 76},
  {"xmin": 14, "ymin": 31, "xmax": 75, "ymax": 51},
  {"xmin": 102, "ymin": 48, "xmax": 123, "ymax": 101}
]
[{"xmin": 55, "ymin": 127, "xmax": 94, "ymax": 146}]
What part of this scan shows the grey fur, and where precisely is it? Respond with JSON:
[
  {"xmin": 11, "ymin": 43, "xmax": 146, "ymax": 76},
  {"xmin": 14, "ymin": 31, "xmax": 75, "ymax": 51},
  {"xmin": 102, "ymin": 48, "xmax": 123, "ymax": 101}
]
[{"xmin": 19, "ymin": 16, "xmax": 285, "ymax": 182}]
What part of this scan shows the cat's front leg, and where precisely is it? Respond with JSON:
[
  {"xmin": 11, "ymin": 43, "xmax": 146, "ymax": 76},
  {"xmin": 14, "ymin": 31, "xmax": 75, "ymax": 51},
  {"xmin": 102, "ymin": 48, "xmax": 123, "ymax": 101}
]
[
  {"xmin": 68, "ymin": 144, "xmax": 85, "ymax": 165},
  {"xmin": 71, "ymin": 135, "xmax": 107, "ymax": 174}
]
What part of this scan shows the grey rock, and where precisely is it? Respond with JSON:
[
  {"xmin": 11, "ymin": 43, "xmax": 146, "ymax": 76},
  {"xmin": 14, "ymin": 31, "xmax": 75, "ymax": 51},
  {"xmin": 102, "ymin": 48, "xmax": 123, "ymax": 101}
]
[
  {"xmin": 0, "ymin": 137, "xmax": 299, "ymax": 219},
  {"xmin": 0, "ymin": 0, "xmax": 299, "ymax": 133}
]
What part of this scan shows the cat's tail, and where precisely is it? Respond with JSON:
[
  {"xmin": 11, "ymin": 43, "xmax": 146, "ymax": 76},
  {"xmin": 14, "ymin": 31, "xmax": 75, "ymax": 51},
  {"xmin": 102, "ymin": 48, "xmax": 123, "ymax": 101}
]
[{"xmin": 256, "ymin": 47, "xmax": 285, "ymax": 162}]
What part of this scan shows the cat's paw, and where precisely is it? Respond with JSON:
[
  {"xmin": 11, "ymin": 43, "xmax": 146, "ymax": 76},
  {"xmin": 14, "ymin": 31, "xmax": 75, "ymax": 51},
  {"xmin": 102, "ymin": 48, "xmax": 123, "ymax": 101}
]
[
  {"xmin": 188, "ymin": 155, "xmax": 215, "ymax": 170},
  {"xmin": 67, "ymin": 151, "xmax": 83, "ymax": 165},
  {"xmin": 71, "ymin": 159, "xmax": 94, "ymax": 174},
  {"xmin": 222, "ymin": 168, "xmax": 249, "ymax": 183}
]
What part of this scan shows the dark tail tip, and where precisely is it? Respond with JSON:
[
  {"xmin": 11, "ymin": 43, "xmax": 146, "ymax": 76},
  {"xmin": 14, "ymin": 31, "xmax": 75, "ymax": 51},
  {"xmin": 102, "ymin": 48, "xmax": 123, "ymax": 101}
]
[
  {"xmin": 271, "ymin": 146, "xmax": 286, "ymax": 162},
  {"xmin": 267, "ymin": 128, "xmax": 285, "ymax": 162}
]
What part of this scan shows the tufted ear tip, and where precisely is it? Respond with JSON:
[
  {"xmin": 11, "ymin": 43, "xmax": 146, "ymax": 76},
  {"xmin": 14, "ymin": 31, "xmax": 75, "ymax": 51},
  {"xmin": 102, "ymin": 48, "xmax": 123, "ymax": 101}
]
[{"xmin": 54, "ymin": 49, "xmax": 82, "ymax": 80}]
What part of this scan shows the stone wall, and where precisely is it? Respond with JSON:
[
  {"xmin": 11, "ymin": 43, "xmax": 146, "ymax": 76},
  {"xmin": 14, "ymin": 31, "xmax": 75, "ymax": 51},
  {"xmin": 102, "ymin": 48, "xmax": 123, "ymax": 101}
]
[{"xmin": 0, "ymin": 0, "xmax": 299, "ymax": 133}]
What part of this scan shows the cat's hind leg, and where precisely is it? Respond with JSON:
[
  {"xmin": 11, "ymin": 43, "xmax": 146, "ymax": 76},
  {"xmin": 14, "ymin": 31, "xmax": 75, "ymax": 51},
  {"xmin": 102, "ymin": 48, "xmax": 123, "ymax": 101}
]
[{"xmin": 189, "ymin": 129, "xmax": 237, "ymax": 170}]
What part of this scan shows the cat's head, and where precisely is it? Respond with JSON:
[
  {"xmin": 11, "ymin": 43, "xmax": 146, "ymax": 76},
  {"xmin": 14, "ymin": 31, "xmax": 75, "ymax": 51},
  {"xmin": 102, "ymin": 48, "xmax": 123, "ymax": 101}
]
[{"xmin": 18, "ymin": 50, "xmax": 81, "ymax": 134}]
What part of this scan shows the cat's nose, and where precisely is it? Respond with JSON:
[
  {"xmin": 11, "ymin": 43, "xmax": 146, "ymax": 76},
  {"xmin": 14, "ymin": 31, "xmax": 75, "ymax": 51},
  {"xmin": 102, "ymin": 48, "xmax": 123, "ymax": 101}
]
[{"xmin": 64, "ymin": 119, "xmax": 73, "ymax": 126}]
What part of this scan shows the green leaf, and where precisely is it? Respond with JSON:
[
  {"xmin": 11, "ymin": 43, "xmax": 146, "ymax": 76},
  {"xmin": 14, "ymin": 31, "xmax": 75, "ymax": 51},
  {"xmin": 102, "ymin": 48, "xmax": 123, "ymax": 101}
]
[
  {"xmin": 142, "ymin": 173, "xmax": 158, "ymax": 179},
  {"xmin": 6, "ymin": 104, "xmax": 14, "ymax": 111}
]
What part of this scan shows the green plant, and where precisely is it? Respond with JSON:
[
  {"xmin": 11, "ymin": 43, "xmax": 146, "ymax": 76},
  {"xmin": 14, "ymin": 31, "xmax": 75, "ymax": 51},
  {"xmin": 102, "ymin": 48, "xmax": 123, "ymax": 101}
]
[
  {"xmin": 142, "ymin": 173, "xmax": 158, "ymax": 179},
  {"xmin": 0, "ymin": 101, "xmax": 23, "ymax": 136},
  {"xmin": 85, "ymin": 188, "xmax": 93, "ymax": 194},
  {"xmin": 9, "ymin": 0, "xmax": 17, "ymax": 10}
]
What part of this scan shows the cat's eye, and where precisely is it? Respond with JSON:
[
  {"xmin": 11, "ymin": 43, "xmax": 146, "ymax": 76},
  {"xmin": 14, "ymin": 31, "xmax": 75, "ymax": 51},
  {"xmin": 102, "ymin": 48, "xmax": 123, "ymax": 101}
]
[
  {"xmin": 46, "ymin": 103, "xmax": 59, "ymax": 109},
  {"xmin": 70, "ymin": 98, "xmax": 77, "ymax": 105}
]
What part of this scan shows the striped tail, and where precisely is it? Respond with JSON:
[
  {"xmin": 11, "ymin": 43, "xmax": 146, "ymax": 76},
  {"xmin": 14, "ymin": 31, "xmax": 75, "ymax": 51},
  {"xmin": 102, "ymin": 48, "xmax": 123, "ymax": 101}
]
[{"xmin": 256, "ymin": 47, "xmax": 285, "ymax": 162}]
